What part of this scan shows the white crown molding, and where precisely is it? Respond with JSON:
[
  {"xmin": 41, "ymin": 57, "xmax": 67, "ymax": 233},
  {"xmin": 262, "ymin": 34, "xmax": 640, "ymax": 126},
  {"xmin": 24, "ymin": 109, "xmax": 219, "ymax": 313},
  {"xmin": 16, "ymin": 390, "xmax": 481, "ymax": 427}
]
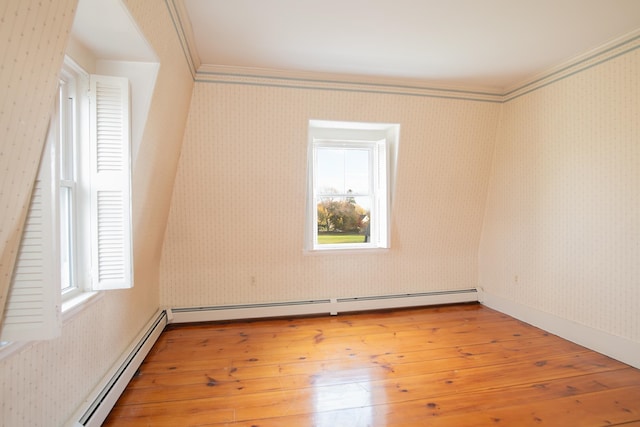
[
  {"xmin": 165, "ymin": 1, "xmax": 640, "ymax": 103},
  {"xmin": 503, "ymin": 27, "xmax": 640, "ymax": 101}
]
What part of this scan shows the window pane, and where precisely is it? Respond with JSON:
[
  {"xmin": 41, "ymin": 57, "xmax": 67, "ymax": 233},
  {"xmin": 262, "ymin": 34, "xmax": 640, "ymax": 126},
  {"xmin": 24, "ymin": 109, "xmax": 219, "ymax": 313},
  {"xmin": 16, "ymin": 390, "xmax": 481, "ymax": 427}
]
[
  {"xmin": 344, "ymin": 149, "xmax": 370, "ymax": 194},
  {"xmin": 60, "ymin": 186, "xmax": 73, "ymax": 291},
  {"xmin": 59, "ymin": 94, "xmax": 74, "ymax": 181},
  {"xmin": 316, "ymin": 148, "xmax": 370, "ymax": 195},
  {"xmin": 316, "ymin": 196, "xmax": 371, "ymax": 245}
]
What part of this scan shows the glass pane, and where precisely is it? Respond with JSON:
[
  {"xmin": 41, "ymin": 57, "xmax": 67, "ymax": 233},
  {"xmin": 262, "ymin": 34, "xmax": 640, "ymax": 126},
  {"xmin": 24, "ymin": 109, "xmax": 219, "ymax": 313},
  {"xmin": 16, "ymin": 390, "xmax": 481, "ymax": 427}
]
[
  {"xmin": 316, "ymin": 148, "xmax": 344, "ymax": 194},
  {"xmin": 58, "ymin": 86, "xmax": 74, "ymax": 181},
  {"xmin": 344, "ymin": 149, "xmax": 370, "ymax": 194},
  {"xmin": 316, "ymin": 196, "xmax": 371, "ymax": 245},
  {"xmin": 316, "ymin": 148, "xmax": 370, "ymax": 195},
  {"xmin": 60, "ymin": 186, "xmax": 73, "ymax": 291}
]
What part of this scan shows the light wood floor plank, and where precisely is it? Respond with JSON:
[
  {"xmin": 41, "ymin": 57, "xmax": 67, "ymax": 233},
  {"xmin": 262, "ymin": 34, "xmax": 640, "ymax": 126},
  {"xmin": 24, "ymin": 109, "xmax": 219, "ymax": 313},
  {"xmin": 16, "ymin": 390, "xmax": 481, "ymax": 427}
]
[{"xmin": 104, "ymin": 303, "xmax": 640, "ymax": 426}]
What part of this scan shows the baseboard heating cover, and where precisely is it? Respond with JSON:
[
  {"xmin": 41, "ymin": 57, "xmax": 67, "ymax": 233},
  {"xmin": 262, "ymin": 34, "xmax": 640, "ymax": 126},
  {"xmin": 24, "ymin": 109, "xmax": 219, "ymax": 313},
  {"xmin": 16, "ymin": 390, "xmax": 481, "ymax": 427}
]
[
  {"xmin": 168, "ymin": 288, "xmax": 478, "ymax": 324},
  {"xmin": 68, "ymin": 309, "xmax": 167, "ymax": 427}
]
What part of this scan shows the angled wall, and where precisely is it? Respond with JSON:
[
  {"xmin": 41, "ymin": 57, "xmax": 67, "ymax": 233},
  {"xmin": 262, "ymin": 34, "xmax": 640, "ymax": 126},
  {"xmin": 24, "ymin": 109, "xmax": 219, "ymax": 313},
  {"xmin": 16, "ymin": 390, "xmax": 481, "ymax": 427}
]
[{"xmin": 0, "ymin": 1, "xmax": 193, "ymax": 425}]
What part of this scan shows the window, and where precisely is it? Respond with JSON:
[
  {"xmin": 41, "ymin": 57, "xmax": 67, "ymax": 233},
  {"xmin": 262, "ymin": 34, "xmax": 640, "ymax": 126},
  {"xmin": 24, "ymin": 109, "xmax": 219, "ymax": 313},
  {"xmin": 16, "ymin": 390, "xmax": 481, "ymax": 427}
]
[
  {"xmin": 0, "ymin": 57, "xmax": 133, "ymax": 342},
  {"xmin": 306, "ymin": 120, "xmax": 399, "ymax": 251},
  {"xmin": 58, "ymin": 60, "xmax": 86, "ymax": 298}
]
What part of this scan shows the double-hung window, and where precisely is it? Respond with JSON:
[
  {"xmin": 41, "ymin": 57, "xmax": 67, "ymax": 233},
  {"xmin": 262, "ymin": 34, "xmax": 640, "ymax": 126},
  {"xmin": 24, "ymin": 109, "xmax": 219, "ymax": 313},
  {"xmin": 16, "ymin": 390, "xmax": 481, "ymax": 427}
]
[
  {"xmin": 0, "ymin": 57, "xmax": 133, "ymax": 342},
  {"xmin": 58, "ymin": 60, "xmax": 84, "ymax": 298},
  {"xmin": 306, "ymin": 120, "xmax": 399, "ymax": 251}
]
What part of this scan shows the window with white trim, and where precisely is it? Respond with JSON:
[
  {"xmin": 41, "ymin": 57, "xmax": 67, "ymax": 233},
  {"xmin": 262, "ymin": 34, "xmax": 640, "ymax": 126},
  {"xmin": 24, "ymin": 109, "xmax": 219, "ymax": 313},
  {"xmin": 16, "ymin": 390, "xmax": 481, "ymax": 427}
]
[
  {"xmin": 59, "ymin": 59, "xmax": 87, "ymax": 300},
  {"xmin": 306, "ymin": 120, "xmax": 399, "ymax": 251},
  {"xmin": 0, "ymin": 57, "xmax": 133, "ymax": 342}
]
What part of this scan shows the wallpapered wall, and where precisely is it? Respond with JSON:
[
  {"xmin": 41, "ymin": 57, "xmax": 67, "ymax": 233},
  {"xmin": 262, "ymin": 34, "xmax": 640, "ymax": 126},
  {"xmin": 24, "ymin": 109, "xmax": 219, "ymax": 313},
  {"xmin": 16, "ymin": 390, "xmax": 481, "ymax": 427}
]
[
  {"xmin": 479, "ymin": 48, "xmax": 640, "ymax": 343},
  {"xmin": 160, "ymin": 84, "xmax": 501, "ymax": 307},
  {"xmin": 0, "ymin": 0, "xmax": 77, "ymax": 323},
  {"xmin": 1, "ymin": 1, "xmax": 637, "ymax": 424},
  {"xmin": 0, "ymin": 1, "xmax": 193, "ymax": 425}
]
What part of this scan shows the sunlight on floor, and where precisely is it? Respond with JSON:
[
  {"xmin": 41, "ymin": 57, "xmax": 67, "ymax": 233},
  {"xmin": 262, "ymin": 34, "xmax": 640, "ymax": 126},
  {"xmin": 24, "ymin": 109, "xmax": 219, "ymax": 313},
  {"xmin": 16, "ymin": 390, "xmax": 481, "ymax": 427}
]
[{"xmin": 313, "ymin": 373, "xmax": 380, "ymax": 426}]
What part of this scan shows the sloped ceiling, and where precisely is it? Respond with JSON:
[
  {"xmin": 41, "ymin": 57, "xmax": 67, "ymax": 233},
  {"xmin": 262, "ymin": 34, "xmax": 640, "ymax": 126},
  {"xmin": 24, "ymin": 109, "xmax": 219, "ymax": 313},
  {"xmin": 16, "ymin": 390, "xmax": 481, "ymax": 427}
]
[{"xmin": 172, "ymin": 0, "xmax": 640, "ymax": 93}]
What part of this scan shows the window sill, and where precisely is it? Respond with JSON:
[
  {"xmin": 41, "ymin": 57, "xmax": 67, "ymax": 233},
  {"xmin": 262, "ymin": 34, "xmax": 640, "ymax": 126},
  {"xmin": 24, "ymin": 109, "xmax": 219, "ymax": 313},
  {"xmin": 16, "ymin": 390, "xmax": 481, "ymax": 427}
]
[
  {"xmin": 62, "ymin": 291, "xmax": 103, "ymax": 324},
  {"xmin": 304, "ymin": 248, "xmax": 390, "ymax": 256}
]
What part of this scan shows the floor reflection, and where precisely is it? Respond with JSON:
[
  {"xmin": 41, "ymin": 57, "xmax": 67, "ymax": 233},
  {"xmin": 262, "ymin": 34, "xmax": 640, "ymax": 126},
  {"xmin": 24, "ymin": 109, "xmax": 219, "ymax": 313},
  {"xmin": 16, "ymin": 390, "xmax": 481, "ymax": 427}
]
[{"xmin": 312, "ymin": 372, "xmax": 379, "ymax": 426}]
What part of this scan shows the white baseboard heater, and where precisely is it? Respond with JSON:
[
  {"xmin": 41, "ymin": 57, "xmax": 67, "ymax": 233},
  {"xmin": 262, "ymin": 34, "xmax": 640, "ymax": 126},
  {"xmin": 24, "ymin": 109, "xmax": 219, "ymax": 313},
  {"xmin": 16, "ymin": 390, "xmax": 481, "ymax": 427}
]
[
  {"xmin": 168, "ymin": 289, "xmax": 478, "ymax": 324},
  {"xmin": 69, "ymin": 310, "xmax": 167, "ymax": 427}
]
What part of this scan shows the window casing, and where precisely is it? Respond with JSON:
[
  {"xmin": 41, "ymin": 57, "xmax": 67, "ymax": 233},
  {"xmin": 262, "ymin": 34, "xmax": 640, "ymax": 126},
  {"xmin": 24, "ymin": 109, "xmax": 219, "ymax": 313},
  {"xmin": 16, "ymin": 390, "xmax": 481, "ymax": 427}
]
[{"xmin": 306, "ymin": 120, "xmax": 399, "ymax": 252}]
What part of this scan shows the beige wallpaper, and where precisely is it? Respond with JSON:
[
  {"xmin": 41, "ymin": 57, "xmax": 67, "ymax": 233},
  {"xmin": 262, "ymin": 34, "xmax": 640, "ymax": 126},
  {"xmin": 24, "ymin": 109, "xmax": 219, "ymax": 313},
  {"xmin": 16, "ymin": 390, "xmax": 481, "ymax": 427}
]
[
  {"xmin": 0, "ymin": 1, "xmax": 193, "ymax": 425},
  {"xmin": 160, "ymin": 84, "xmax": 500, "ymax": 307},
  {"xmin": 0, "ymin": 0, "xmax": 77, "ymax": 324},
  {"xmin": 479, "ymin": 48, "xmax": 640, "ymax": 342},
  {"xmin": 2, "ymin": 1, "xmax": 636, "ymax": 424}
]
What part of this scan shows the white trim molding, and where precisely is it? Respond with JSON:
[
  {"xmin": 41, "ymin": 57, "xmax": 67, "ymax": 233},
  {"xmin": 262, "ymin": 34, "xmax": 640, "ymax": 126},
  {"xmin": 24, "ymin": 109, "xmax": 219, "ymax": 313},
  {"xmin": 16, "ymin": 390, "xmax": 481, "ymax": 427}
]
[
  {"xmin": 480, "ymin": 291, "xmax": 640, "ymax": 370},
  {"xmin": 167, "ymin": 289, "xmax": 479, "ymax": 324}
]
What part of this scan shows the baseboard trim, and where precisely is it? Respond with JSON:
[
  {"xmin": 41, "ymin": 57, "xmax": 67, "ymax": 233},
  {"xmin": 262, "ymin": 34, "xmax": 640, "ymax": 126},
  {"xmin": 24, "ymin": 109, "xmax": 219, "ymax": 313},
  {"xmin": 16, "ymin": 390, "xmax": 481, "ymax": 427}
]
[
  {"xmin": 67, "ymin": 309, "xmax": 167, "ymax": 427},
  {"xmin": 168, "ymin": 289, "xmax": 479, "ymax": 324},
  {"xmin": 480, "ymin": 291, "xmax": 640, "ymax": 369}
]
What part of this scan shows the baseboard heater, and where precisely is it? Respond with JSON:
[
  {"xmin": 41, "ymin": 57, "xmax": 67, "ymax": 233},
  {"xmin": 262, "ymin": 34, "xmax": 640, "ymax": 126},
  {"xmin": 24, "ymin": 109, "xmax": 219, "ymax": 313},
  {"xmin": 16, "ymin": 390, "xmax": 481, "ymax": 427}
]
[
  {"xmin": 168, "ymin": 288, "xmax": 478, "ymax": 324},
  {"xmin": 68, "ymin": 310, "xmax": 168, "ymax": 427}
]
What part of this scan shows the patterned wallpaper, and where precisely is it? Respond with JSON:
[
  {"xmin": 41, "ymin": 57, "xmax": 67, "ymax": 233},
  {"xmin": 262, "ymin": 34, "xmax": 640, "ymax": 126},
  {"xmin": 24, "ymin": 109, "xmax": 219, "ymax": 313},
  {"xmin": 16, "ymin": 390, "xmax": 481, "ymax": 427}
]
[
  {"xmin": 0, "ymin": 0, "xmax": 77, "ymax": 324},
  {"xmin": 1, "ymin": 1, "xmax": 637, "ymax": 424},
  {"xmin": 159, "ymin": 84, "xmax": 500, "ymax": 307},
  {"xmin": 479, "ymin": 48, "xmax": 640, "ymax": 342},
  {"xmin": 0, "ymin": 1, "xmax": 193, "ymax": 425}
]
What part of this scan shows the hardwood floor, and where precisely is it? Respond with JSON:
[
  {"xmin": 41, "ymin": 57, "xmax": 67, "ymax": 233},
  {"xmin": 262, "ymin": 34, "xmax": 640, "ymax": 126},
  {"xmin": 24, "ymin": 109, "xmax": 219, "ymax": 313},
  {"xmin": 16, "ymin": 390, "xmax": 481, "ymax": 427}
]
[{"xmin": 104, "ymin": 303, "xmax": 640, "ymax": 426}]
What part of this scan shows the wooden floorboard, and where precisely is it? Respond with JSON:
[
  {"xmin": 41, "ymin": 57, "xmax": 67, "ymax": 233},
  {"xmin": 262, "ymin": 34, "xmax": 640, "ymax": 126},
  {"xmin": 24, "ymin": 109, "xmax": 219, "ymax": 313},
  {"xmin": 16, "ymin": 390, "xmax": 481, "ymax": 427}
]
[{"xmin": 103, "ymin": 303, "xmax": 640, "ymax": 426}]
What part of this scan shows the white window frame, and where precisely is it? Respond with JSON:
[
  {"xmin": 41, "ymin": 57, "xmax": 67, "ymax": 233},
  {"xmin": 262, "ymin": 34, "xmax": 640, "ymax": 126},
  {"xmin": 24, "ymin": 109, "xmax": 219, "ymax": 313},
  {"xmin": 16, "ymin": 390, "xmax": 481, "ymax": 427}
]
[
  {"xmin": 0, "ymin": 57, "xmax": 133, "ymax": 342},
  {"xmin": 59, "ymin": 58, "xmax": 89, "ymax": 302},
  {"xmin": 306, "ymin": 120, "xmax": 399, "ymax": 252}
]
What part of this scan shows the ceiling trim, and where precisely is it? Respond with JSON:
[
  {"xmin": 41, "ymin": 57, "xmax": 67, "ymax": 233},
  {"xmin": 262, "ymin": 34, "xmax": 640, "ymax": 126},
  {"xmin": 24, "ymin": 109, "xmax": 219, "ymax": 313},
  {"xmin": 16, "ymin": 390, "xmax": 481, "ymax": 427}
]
[
  {"xmin": 166, "ymin": 1, "xmax": 640, "ymax": 103},
  {"xmin": 504, "ymin": 28, "xmax": 640, "ymax": 102},
  {"xmin": 195, "ymin": 65, "xmax": 504, "ymax": 102},
  {"xmin": 165, "ymin": 0, "xmax": 200, "ymax": 79}
]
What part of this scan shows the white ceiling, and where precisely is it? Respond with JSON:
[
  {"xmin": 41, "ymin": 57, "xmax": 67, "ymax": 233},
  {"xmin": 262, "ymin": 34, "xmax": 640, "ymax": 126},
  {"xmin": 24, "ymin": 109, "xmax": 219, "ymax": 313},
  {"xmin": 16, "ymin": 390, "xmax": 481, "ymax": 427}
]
[{"xmin": 182, "ymin": 0, "xmax": 640, "ymax": 91}]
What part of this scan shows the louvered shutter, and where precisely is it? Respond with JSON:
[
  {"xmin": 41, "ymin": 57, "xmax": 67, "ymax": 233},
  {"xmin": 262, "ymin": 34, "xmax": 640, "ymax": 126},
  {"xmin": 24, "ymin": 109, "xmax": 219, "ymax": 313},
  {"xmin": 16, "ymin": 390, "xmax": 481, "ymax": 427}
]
[
  {"xmin": 1, "ymin": 129, "xmax": 61, "ymax": 341},
  {"xmin": 89, "ymin": 75, "xmax": 133, "ymax": 290}
]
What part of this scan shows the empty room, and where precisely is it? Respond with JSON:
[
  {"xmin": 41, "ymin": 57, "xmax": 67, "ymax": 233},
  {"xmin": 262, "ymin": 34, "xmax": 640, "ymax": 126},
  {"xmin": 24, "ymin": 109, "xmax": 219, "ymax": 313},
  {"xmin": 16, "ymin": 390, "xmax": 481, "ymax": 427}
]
[{"xmin": 1, "ymin": 0, "xmax": 639, "ymax": 425}]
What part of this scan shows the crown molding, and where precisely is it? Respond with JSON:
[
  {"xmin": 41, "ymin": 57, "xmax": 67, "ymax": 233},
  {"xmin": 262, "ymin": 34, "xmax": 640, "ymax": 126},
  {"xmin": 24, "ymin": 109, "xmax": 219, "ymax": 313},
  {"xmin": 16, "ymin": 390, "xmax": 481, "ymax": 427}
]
[
  {"xmin": 196, "ymin": 64, "xmax": 504, "ymax": 102},
  {"xmin": 165, "ymin": 0, "xmax": 200, "ymax": 79},
  {"xmin": 166, "ymin": 0, "xmax": 640, "ymax": 103},
  {"xmin": 503, "ymin": 27, "xmax": 640, "ymax": 102}
]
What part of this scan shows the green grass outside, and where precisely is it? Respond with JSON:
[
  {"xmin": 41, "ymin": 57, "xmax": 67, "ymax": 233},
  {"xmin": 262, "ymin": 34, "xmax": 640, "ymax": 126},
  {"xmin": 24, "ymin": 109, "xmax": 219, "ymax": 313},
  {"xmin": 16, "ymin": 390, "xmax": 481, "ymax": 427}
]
[{"xmin": 317, "ymin": 233, "xmax": 366, "ymax": 244}]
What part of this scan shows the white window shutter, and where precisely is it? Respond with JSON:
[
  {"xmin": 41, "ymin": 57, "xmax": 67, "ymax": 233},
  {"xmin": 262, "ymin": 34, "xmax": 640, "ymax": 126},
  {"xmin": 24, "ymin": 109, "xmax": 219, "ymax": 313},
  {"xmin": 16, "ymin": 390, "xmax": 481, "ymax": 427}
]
[
  {"xmin": 89, "ymin": 75, "xmax": 133, "ymax": 290},
  {"xmin": 1, "ymin": 130, "xmax": 61, "ymax": 341}
]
